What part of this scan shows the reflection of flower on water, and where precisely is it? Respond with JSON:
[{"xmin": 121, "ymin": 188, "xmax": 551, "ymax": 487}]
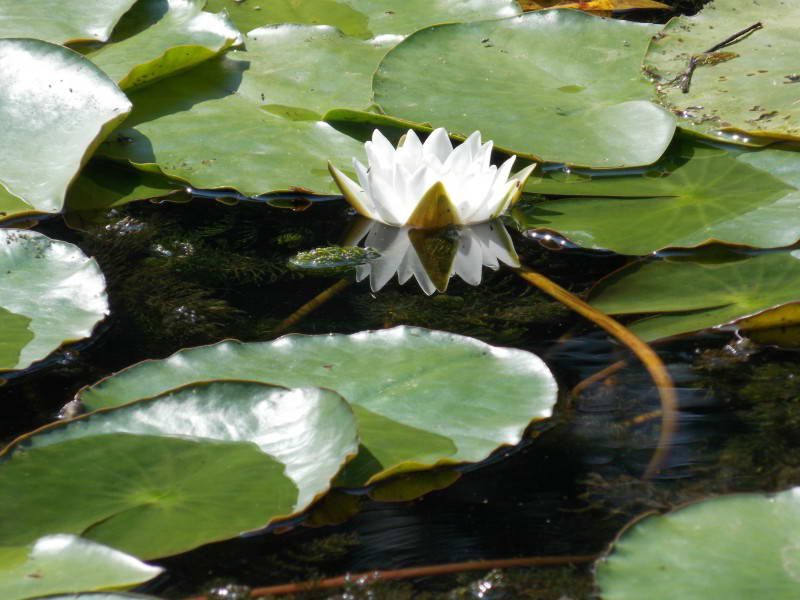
[
  {"xmin": 343, "ymin": 217, "xmax": 519, "ymax": 295},
  {"xmin": 328, "ymin": 128, "xmax": 535, "ymax": 228}
]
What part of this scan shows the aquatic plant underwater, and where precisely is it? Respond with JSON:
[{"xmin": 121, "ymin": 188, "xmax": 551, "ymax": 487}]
[{"xmin": 2, "ymin": 0, "xmax": 800, "ymax": 598}]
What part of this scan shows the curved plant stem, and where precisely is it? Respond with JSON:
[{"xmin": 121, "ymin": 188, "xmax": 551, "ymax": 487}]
[
  {"xmin": 513, "ymin": 266, "xmax": 678, "ymax": 480},
  {"xmin": 182, "ymin": 553, "xmax": 599, "ymax": 600},
  {"xmin": 568, "ymin": 359, "xmax": 628, "ymax": 404},
  {"xmin": 273, "ymin": 278, "xmax": 351, "ymax": 336}
]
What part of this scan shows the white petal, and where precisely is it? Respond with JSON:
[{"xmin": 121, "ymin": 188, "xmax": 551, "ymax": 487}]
[
  {"xmin": 396, "ymin": 129, "xmax": 423, "ymax": 171},
  {"xmin": 453, "ymin": 228, "xmax": 483, "ymax": 285},
  {"xmin": 352, "ymin": 158, "xmax": 371, "ymax": 195},
  {"xmin": 462, "ymin": 131, "xmax": 482, "ymax": 163},
  {"xmin": 477, "ymin": 140, "xmax": 494, "ymax": 170},
  {"xmin": 365, "ymin": 225, "xmax": 410, "ymax": 290},
  {"xmin": 422, "ymin": 128, "xmax": 453, "ymax": 164},
  {"xmin": 442, "ymin": 136, "xmax": 474, "ymax": 175},
  {"xmin": 368, "ymin": 170, "xmax": 404, "ymax": 226},
  {"xmin": 329, "ymin": 162, "xmax": 379, "ymax": 221}
]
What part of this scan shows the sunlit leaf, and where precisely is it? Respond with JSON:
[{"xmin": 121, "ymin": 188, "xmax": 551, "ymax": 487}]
[
  {"xmin": 204, "ymin": 0, "xmax": 520, "ymax": 39},
  {"xmin": 597, "ymin": 487, "xmax": 800, "ymax": 599},
  {"xmin": 11, "ymin": 381, "xmax": 358, "ymax": 514},
  {"xmin": 0, "ymin": 229, "xmax": 109, "ymax": 372},
  {"xmin": 0, "ymin": 39, "xmax": 131, "ymax": 214},
  {"xmin": 644, "ymin": 0, "xmax": 800, "ymax": 143},
  {"xmin": 0, "ymin": 534, "xmax": 162, "ymax": 600},
  {"xmin": 95, "ymin": 25, "xmax": 391, "ymax": 195},
  {"xmin": 77, "ymin": 327, "xmax": 558, "ymax": 486},
  {"xmin": 0, "ymin": 0, "xmax": 137, "ymax": 44},
  {"xmin": 88, "ymin": 0, "xmax": 242, "ymax": 92},
  {"xmin": 373, "ymin": 10, "xmax": 675, "ymax": 168}
]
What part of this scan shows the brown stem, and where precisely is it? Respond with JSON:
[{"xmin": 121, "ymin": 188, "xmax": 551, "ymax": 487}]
[
  {"xmin": 568, "ymin": 359, "xmax": 629, "ymax": 404},
  {"xmin": 513, "ymin": 266, "xmax": 678, "ymax": 480},
  {"xmin": 272, "ymin": 278, "xmax": 351, "ymax": 336},
  {"xmin": 182, "ymin": 553, "xmax": 600, "ymax": 600}
]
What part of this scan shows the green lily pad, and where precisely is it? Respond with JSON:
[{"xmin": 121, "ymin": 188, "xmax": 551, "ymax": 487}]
[
  {"xmin": 373, "ymin": 10, "xmax": 675, "ymax": 169},
  {"xmin": 0, "ymin": 0, "xmax": 137, "ymax": 44},
  {"xmin": 0, "ymin": 433, "xmax": 298, "ymax": 559},
  {"xmin": 95, "ymin": 25, "xmax": 394, "ymax": 194},
  {"xmin": 11, "ymin": 381, "xmax": 358, "ymax": 512},
  {"xmin": 644, "ymin": 0, "xmax": 800, "ymax": 142},
  {"xmin": 597, "ymin": 487, "xmax": 800, "ymax": 599},
  {"xmin": 0, "ymin": 39, "xmax": 131, "ymax": 214},
  {"xmin": 0, "ymin": 229, "xmax": 109, "ymax": 372},
  {"xmin": 204, "ymin": 0, "xmax": 520, "ymax": 39},
  {"xmin": 588, "ymin": 250, "xmax": 800, "ymax": 341},
  {"xmin": 0, "ymin": 534, "xmax": 163, "ymax": 600},
  {"xmin": 77, "ymin": 327, "xmax": 557, "ymax": 485},
  {"xmin": 516, "ymin": 140, "xmax": 800, "ymax": 254},
  {"xmin": 88, "ymin": 0, "xmax": 242, "ymax": 92}
]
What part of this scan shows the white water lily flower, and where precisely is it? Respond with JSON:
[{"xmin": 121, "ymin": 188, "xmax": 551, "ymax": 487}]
[
  {"xmin": 328, "ymin": 128, "xmax": 536, "ymax": 228},
  {"xmin": 343, "ymin": 218, "xmax": 519, "ymax": 295}
]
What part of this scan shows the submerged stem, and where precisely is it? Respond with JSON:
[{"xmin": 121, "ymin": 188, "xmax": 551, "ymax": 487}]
[
  {"xmin": 182, "ymin": 553, "xmax": 599, "ymax": 599},
  {"xmin": 272, "ymin": 278, "xmax": 351, "ymax": 336},
  {"xmin": 513, "ymin": 266, "xmax": 678, "ymax": 480}
]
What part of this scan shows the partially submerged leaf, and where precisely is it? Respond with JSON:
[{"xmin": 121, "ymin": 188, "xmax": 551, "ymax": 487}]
[
  {"xmin": 0, "ymin": 39, "xmax": 131, "ymax": 214},
  {"xmin": 77, "ymin": 327, "xmax": 558, "ymax": 486},
  {"xmin": 0, "ymin": 229, "xmax": 109, "ymax": 372},
  {"xmin": 644, "ymin": 0, "xmax": 800, "ymax": 142},
  {"xmin": 373, "ymin": 10, "xmax": 675, "ymax": 168},
  {"xmin": 521, "ymin": 0, "xmax": 669, "ymax": 12},
  {"xmin": 88, "ymin": 0, "xmax": 242, "ymax": 92},
  {"xmin": 517, "ymin": 140, "xmax": 800, "ymax": 254},
  {"xmin": 0, "ymin": 534, "xmax": 163, "ymax": 600},
  {"xmin": 588, "ymin": 250, "xmax": 800, "ymax": 341},
  {"xmin": 0, "ymin": 0, "xmax": 137, "ymax": 44}
]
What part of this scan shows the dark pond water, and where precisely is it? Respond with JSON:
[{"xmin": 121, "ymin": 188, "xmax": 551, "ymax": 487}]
[{"xmin": 4, "ymin": 192, "xmax": 798, "ymax": 599}]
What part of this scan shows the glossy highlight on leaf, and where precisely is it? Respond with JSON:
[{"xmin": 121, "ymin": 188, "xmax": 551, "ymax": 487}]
[
  {"xmin": 0, "ymin": 229, "xmax": 109, "ymax": 372},
  {"xmin": 0, "ymin": 534, "xmax": 163, "ymax": 600},
  {"xmin": 12, "ymin": 381, "xmax": 358, "ymax": 513},
  {"xmin": 0, "ymin": 39, "xmax": 131, "ymax": 214},
  {"xmin": 0, "ymin": 0, "xmax": 137, "ymax": 43},
  {"xmin": 88, "ymin": 0, "xmax": 243, "ymax": 92},
  {"xmin": 77, "ymin": 327, "xmax": 558, "ymax": 486}
]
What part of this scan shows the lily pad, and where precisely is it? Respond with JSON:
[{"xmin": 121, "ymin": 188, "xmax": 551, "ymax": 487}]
[
  {"xmin": 10, "ymin": 381, "xmax": 358, "ymax": 513},
  {"xmin": 0, "ymin": 534, "xmax": 163, "ymax": 600},
  {"xmin": 96, "ymin": 25, "xmax": 393, "ymax": 194},
  {"xmin": 588, "ymin": 250, "xmax": 800, "ymax": 342},
  {"xmin": 516, "ymin": 140, "xmax": 800, "ymax": 254},
  {"xmin": 77, "ymin": 327, "xmax": 557, "ymax": 485},
  {"xmin": 0, "ymin": 0, "xmax": 137, "ymax": 44},
  {"xmin": 0, "ymin": 229, "xmax": 109, "ymax": 372},
  {"xmin": 88, "ymin": 0, "xmax": 242, "ymax": 92},
  {"xmin": 204, "ymin": 0, "xmax": 520, "ymax": 39},
  {"xmin": 597, "ymin": 487, "xmax": 800, "ymax": 599},
  {"xmin": 0, "ymin": 39, "xmax": 131, "ymax": 214},
  {"xmin": 644, "ymin": 0, "xmax": 800, "ymax": 142},
  {"xmin": 373, "ymin": 10, "xmax": 675, "ymax": 168},
  {"xmin": 0, "ymin": 433, "xmax": 298, "ymax": 559}
]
